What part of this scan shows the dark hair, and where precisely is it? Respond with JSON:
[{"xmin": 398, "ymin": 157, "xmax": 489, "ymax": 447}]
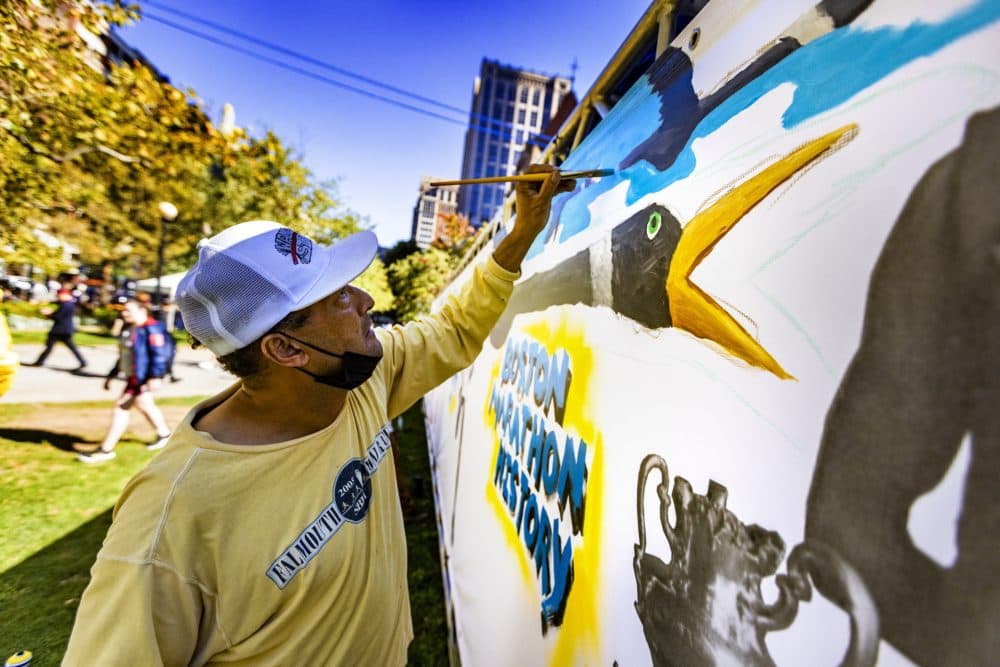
[{"xmin": 190, "ymin": 309, "xmax": 311, "ymax": 380}]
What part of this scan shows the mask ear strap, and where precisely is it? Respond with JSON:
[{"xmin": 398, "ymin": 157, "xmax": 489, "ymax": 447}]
[{"xmin": 280, "ymin": 332, "xmax": 345, "ymax": 360}]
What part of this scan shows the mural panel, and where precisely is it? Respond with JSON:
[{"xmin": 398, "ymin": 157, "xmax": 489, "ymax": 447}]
[{"xmin": 423, "ymin": 0, "xmax": 1000, "ymax": 664}]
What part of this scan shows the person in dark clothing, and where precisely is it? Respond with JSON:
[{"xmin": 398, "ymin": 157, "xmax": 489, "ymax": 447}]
[{"xmin": 30, "ymin": 283, "xmax": 87, "ymax": 371}]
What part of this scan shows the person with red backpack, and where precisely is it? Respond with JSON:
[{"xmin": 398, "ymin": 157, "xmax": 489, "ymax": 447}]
[{"xmin": 78, "ymin": 298, "xmax": 172, "ymax": 463}]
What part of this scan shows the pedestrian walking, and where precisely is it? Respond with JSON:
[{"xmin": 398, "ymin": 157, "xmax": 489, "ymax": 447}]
[
  {"xmin": 77, "ymin": 298, "xmax": 172, "ymax": 464},
  {"xmin": 64, "ymin": 165, "xmax": 573, "ymax": 664},
  {"xmin": 28, "ymin": 281, "xmax": 87, "ymax": 372}
]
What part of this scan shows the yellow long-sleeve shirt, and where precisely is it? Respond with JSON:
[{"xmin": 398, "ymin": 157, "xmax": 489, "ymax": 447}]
[{"xmin": 64, "ymin": 256, "xmax": 519, "ymax": 666}]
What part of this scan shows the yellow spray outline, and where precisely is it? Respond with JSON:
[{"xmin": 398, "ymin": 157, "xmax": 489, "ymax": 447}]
[{"xmin": 482, "ymin": 312, "xmax": 604, "ymax": 664}]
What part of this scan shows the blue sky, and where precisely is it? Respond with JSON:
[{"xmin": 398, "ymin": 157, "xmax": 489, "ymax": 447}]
[{"xmin": 120, "ymin": 0, "xmax": 653, "ymax": 245}]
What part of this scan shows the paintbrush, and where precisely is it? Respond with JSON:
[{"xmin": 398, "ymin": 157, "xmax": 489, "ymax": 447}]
[{"xmin": 428, "ymin": 169, "xmax": 614, "ymax": 187}]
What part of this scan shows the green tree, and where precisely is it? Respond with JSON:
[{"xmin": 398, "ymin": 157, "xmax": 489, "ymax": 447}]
[
  {"xmin": 381, "ymin": 239, "xmax": 419, "ymax": 267},
  {"xmin": 0, "ymin": 0, "xmax": 220, "ymax": 275},
  {"xmin": 354, "ymin": 256, "xmax": 394, "ymax": 314},
  {"xmin": 387, "ymin": 248, "xmax": 456, "ymax": 323},
  {"xmin": 1, "ymin": 0, "xmax": 366, "ymax": 284}
]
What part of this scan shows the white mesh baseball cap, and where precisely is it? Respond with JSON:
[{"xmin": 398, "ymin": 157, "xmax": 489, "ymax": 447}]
[{"xmin": 176, "ymin": 220, "xmax": 378, "ymax": 356}]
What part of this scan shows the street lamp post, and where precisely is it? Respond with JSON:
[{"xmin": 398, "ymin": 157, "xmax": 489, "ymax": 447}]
[{"xmin": 155, "ymin": 201, "xmax": 178, "ymax": 311}]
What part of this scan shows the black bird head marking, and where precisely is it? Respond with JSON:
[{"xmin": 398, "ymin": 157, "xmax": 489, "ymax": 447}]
[{"xmin": 611, "ymin": 204, "xmax": 682, "ymax": 329}]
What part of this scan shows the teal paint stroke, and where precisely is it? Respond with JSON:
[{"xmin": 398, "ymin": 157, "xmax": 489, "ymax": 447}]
[
  {"xmin": 532, "ymin": 0, "xmax": 1000, "ymax": 258},
  {"xmin": 627, "ymin": 0, "xmax": 1000, "ymax": 203}
]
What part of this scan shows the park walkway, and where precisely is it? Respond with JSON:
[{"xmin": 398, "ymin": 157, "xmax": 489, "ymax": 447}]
[{"xmin": 1, "ymin": 343, "xmax": 234, "ymax": 405}]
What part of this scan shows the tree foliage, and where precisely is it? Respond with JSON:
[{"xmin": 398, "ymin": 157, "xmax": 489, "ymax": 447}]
[
  {"xmin": 1, "ymin": 0, "xmax": 365, "ymax": 283},
  {"xmin": 354, "ymin": 257, "xmax": 394, "ymax": 314},
  {"xmin": 382, "ymin": 213, "xmax": 478, "ymax": 322},
  {"xmin": 431, "ymin": 212, "xmax": 476, "ymax": 256},
  {"xmin": 387, "ymin": 248, "xmax": 458, "ymax": 323}
]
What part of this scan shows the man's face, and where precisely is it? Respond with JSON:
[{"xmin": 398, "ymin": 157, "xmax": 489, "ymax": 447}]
[{"xmin": 294, "ymin": 284, "xmax": 382, "ymax": 362}]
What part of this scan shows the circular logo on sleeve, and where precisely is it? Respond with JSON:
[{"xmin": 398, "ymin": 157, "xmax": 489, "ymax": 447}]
[{"xmin": 333, "ymin": 459, "xmax": 372, "ymax": 523}]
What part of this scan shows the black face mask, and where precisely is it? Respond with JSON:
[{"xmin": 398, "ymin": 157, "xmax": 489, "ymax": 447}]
[{"xmin": 281, "ymin": 333, "xmax": 382, "ymax": 390}]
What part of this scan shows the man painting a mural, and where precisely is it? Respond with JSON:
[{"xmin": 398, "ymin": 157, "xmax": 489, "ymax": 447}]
[{"xmin": 62, "ymin": 166, "xmax": 574, "ymax": 663}]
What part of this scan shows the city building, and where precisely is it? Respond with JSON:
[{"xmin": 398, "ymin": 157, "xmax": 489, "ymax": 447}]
[
  {"xmin": 458, "ymin": 60, "xmax": 572, "ymax": 226},
  {"xmin": 411, "ymin": 177, "xmax": 459, "ymax": 249},
  {"xmin": 515, "ymin": 90, "xmax": 578, "ymax": 174}
]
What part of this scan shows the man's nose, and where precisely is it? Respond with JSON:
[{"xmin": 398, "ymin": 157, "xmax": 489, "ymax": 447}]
[{"xmin": 351, "ymin": 286, "xmax": 375, "ymax": 313}]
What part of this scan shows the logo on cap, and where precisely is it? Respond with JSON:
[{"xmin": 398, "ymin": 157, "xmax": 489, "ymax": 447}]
[{"xmin": 274, "ymin": 228, "xmax": 313, "ymax": 265}]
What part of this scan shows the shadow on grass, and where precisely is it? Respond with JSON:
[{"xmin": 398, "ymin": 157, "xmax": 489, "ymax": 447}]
[
  {"xmin": 395, "ymin": 401, "xmax": 450, "ymax": 666},
  {"xmin": 65, "ymin": 368, "xmax": 107, "ymax": 379},
  {"xmin": 0, "ymin": 509, "xmax": 112, "ymax": 666},
  {"xmin": 0, "ymin": 428, "xmax": 96, "ymax": 453}
]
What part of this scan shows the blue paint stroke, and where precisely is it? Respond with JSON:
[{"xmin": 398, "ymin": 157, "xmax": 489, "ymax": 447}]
[
  {"xmin": 534, "ymin": 0, "xmax": 999, "ymax": 257},
  {"xmin": 525, "ymin": 75, "xmax": 663, "ymax": 258}
]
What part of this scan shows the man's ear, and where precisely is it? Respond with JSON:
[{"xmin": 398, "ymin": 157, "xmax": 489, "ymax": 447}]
[{"xmin": 260, "ymin": 333, "xmax": 308, "ymax": 368}]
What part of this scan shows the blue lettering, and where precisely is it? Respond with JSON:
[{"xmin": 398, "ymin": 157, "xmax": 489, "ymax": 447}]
[
  {"xmin": 522, "ymin": 494, "xmax": 539, "ymax": 552},
  {"xmin": 532, "ymin": 345, "xmax": 548, "ymax": 408},
  {"xmin": 514, "ymin": 404, "xmax": 529, "ymax": 456},
  {"xmin": 493, "ymin": 446, "xmax": 507, "ymax": 487},
  {"xmin": 546, "ymin": 350, "xmax": 571, "ymax": 423},
  {"xmin": 500, "ymin": 344, "xmax": 514, "ymax": 384},
  {"xmin": 557, "ymin": 437, "xmax": 588, "ymax": 535},
  {"xmin": 515, "ymin": 470, "xmax": 531, "ymax": 532},
  {"xmin": 507, "ymin": 457, "xmax": 520, "ymax": 514},
  {"xmin": 526, "ymin": 418, "xmax": 545, "ymax": 488},
  {"xmin": 533, "ymin": 506, "xmax": 553, "ymax": 596},
  {"xmin": 542, "ymin": 517, "xmax": 574, "ymax": 629},
  {"xmin": 542, "ymin": 430, "xmax": 560, "ymax": 496}
]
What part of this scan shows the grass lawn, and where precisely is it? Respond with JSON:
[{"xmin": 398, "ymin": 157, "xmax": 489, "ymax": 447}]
[
  {"xmin": 11, "ymin": 330, "xmax": 190, "ymax": 347},
  {"xmin": 10, "ymin": 330, "xmax": 119, "ymax": 346},
  {"xmin": 0, "ymin": 399, "xmax": 448, "ymax": 665}
]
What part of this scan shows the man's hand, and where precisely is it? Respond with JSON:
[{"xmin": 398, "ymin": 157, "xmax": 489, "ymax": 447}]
[
  {"xmin": 494, "ymin": 164, "xmax": 576, "ymax": 273},
  {"xmin": 103, "ymin": 378, "xmax": 112, "ymax": 391},
  {"xmin": 513, "ymin": 164, "xmax": 576, "ymax": 239}
]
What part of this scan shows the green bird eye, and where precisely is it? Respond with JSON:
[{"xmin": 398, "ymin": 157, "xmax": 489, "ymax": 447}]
[{"xmin": 646, "ymin": 211, "xmax": 662, "ymax": 240}]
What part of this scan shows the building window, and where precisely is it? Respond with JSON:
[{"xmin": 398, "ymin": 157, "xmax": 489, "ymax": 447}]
[
  {"xmin": 518, "ymin": 109, "xmax": 526, "ymax": 124},
  {"xmin": 488, "ymin": 144, "xmax": 498, "ymax": 160},
  {"xmin": 516, "ymin": 129, "xmax": 525, "ymax": 144},
  {"xmin": 530, "ymin": 111, "xmax": 538, "ymax": 127},
  {"xmin": 422, "ymin": 200, "xmax": 435, "ymax": 218},
  {"xmin": 505, "ymin": 105, "xmax": 513, "ymax": 122},
  {"xmin": 533, "ymin": 88, "xmax": 541, "ymax": 105},
  {"xmin": 520, "ymin": 87, "xmax": 529, "ymax": 103},
  {"xmin": 493, "ymin": 101, "xmax": 503, "ymax": 119}
]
